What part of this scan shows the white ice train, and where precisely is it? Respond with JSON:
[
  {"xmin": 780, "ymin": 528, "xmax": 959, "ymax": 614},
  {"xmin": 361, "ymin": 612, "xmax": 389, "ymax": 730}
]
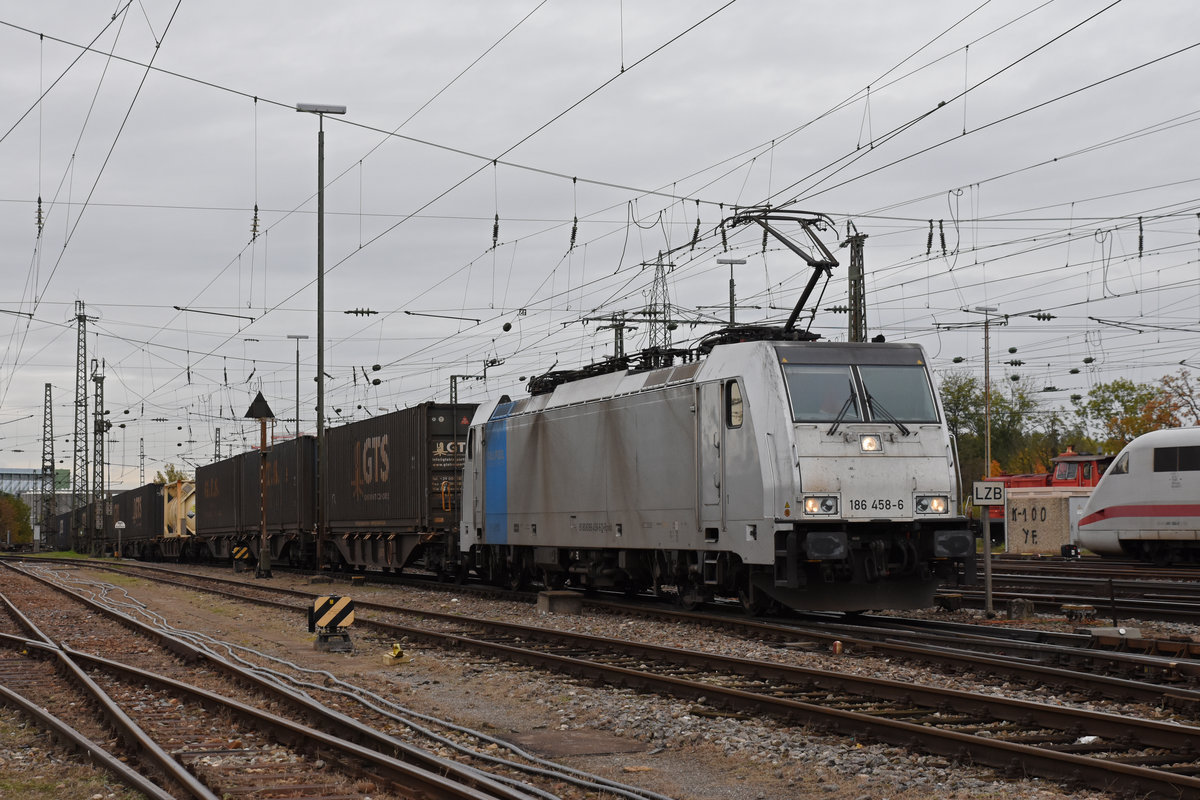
[
  {"xmin": 458, "ymin": 338, "xmax": 975, "ymax": 613},
  {"xmin": 1078, "ymin": 427, "xmax": 1200, "ymax": 563}
]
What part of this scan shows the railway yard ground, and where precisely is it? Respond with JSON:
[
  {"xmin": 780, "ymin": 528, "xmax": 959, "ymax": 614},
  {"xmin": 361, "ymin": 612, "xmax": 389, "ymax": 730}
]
[{"xmin": 2, "ymin": 558, "xmax": 1189, "ymax": 800}]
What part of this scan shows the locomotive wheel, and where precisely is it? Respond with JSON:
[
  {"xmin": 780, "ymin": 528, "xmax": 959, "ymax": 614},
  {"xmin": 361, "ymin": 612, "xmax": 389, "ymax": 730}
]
[
  {"xmin": 507, "ymin": 569, "xmax": 528, "ymax": 592},
  {"xmin": 541, "ymin": 569, "xmax": 566, "ymax": 590},
  {"xmin": 676, "ymin": 583, "xmax": 706, "ymax": 610}
]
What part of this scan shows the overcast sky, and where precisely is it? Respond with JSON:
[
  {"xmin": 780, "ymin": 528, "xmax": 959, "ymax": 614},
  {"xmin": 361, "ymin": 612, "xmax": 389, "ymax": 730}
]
[{"xmin": 2, "ymin": 0, "xmax": 1198, "ymax": 488}]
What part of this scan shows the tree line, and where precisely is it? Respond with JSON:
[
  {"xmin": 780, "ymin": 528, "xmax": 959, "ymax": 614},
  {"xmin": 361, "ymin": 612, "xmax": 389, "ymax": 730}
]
[{"xmin": 939, "ymin": 367, "xmax": 1200, "ymax": 482}]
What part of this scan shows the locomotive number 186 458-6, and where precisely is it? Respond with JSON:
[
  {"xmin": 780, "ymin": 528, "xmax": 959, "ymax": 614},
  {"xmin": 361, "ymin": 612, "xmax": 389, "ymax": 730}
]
[{"xmin": 848, "ymin": 498, "xmax": 904, "ymax": 512}]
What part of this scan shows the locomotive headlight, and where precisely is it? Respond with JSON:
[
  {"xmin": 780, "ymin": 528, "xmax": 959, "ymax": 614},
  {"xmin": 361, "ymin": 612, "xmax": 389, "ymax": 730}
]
[
  {"xmin": 915, "ymin": 495, "xmax": 948, "ymax": 514},
  {"xmin": 859, "ymin": 434, "xmax": 882, "ymax": 452},
  {"xmin": 804, "ymin": 496, "xmax": 838, "ymax": 515}
]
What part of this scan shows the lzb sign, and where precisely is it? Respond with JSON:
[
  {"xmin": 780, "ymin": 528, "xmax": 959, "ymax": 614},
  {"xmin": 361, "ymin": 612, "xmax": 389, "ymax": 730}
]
[{"xmin": 972, "ymin": 481, "xmax": 1005, "ymax": 506}]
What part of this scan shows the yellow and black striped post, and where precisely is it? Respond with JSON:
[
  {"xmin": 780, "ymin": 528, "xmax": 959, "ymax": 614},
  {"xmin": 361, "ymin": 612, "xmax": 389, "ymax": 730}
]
[
  {"xmin": 231, "ymin": 544, "xmax": 252, "ymax": 572},
  {"xmin": 309, "ymin": 595, "xmax": 355, "ymax": 630},
  {"xmin": 309, "ymin": 595, "xmax": 355, "ymax": 652}
]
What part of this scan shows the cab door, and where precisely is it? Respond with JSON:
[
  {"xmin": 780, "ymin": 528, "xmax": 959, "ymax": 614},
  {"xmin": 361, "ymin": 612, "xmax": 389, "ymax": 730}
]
[{"xmin": 697, "ymin": 382, "xmax": 723, "ymax": 533}]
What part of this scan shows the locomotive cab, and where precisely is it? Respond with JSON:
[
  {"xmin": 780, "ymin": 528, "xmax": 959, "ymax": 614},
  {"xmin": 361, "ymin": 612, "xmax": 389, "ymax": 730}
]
[{"xmin": 760, "ymin": 342, "xmax": 974, "ymax": 610}]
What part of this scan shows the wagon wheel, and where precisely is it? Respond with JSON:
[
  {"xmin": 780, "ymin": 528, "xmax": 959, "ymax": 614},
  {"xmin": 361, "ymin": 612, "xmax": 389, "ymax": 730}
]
[{"xmin": 738, "ymin": 586, "xmax": 770, "ymax": 617}]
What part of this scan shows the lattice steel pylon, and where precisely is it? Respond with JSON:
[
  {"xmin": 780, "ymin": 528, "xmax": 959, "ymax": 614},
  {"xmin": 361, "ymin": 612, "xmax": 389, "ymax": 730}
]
[
  {"xmin": 40, "ymin": 383, "xmax": 54, "ymax": 542},
  {"xmin": 845, "ymin": 232, "xmax": 868, "ymax": 342},
  {"xmin": 643, "ymin": 253, "xmax": 675, "ymax": 368},
  {"xmin": 92, "ymin": 359, "xmax": 107, "ymax": 553},
  {"xmin": 71, "ymin": 301, "xmax": 90, "ymax": 549}
]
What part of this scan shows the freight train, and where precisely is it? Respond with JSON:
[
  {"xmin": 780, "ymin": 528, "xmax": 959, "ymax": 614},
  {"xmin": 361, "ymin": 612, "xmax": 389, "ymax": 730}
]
[
  {"xmin": 43, "ymin": 211, "xmax": 979, "ymax": 611},
  {"xmin": 58, "ymin": 402, "xmax": 474, "ymax": 575},
  {"xmin": 1078, "ymin": 427, "xmax": 1200, "ymax": 563},
  {"xmin": 49, "ymin": 336, "xmax": 977, "ymax": 612},
  {"xmin": 49, "ymin": 480, "xmax": 196, "ymax": 559}
]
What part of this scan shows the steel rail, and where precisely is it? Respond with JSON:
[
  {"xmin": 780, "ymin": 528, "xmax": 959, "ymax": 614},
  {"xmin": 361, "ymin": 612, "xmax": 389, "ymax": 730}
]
[
  {"xmin": 37, "ymin": 559, "xmax": 1200, "ymax": 704},
  {"xmin": 49, "ymin": 561, "xmax": 1200, "ymax": 716},
  {"xmin": 0, "ymin": 591, "xmax": 220, "ymax": 800},
  {"xmin": 60, "ymin": 644, "xmax": 531, "ymax": 800},
  {"xmin": 354, "ymin": 615, "xmax": 1200, "ymax": 798},
  {"xmin": 0, "ymin": 680, "xmax": 178, "ymax": 800},
  {"xmin": 1, "ymin": 562, "xmax": 544, "ymax": 800},
  {"xmin": 55, "ymin": 561, "xmax": 1200, "ymax": 797}
]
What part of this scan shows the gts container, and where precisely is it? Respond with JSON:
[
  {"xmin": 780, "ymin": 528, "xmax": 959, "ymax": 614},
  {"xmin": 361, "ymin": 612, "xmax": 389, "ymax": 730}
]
[{"xmin": 324, "ymin": 402, "xmax": 475, "ymax": 572}]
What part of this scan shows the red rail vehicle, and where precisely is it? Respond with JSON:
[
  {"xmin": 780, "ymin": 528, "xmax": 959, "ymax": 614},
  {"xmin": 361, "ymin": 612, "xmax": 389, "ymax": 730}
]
[{"xmin": 982, "ymin": 447, "xmax": 1113, "ymax": 542}]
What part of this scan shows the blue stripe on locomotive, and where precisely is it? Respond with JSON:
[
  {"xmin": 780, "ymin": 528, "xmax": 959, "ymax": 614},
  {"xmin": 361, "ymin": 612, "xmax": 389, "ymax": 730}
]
[{"xmin": 484, "ymin": 401, "xmax": 515, "ymax": 544}]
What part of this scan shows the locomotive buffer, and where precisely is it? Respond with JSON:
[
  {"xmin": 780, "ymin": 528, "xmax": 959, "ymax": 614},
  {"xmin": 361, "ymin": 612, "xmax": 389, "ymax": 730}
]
[{"xmin": 308, "ymin": 595, "xmax": 354, "ymax": 652}]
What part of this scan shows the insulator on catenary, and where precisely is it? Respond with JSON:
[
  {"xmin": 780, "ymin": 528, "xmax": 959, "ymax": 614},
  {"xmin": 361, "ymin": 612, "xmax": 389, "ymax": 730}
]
[
  {"xmin": 926, "ymin": 220, "xmax": 934, "ymax": 255},
  {"xmin": 1138, "ymin": 216, "xmax": 1143, "ymax": 258},
  {"xmin": 939, "ymin": 220, "xmax": 947, "ymax": 256},
  {"xmin": 691, "ymin": 216, "xmax": 700, "ymax": 250},
  {"xmin": 569, "ymin": 216, "xmax": 577, "ymax": 251},
  {"xmin": 720, "ymin": 222, "xmax": 728, "ymax": 251},
  {"xmin": 492, "ymin": 213, "xmax": 499, "ymax": 250},
  {"xmin": 250, "ymin": 204, "xmax": 260, "ymax": 240},
  {"xmin": 762, "ymin": 226, "xmax": 768, "ymax": 253},
  {"xmin": 35, "ymin": 196, "xmax": 43, "ymax": 235}
]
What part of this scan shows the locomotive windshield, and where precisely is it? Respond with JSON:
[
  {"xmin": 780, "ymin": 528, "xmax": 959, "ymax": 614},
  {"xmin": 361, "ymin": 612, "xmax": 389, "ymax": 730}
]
[
  {"xmin": 782, "ymin": 365, "xmax": 862, "ymax": 422},
  {"xmin": 782, "ymin": 363, "xmax": 938, "ymax": 424},
  {"xmin": 859, "ymin": 365, "xmax": 939, "ymax": 423}
]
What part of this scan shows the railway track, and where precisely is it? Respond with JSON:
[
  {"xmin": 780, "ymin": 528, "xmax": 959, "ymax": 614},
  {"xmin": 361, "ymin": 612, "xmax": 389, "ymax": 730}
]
[
  {"xmin": 31, "ymin": 557, "xmax": 1200, "ymax": 798},
  {"xmin": 35, "ymin": 556, "xmax": 1200, "ymax": 703},
  {"xmin": 989, "ymin": 555, "xmax": 1200, "ymax": 583},
  {"xmin": 1, "ymin": 561, "xmax": 669, "ymax": 800}
]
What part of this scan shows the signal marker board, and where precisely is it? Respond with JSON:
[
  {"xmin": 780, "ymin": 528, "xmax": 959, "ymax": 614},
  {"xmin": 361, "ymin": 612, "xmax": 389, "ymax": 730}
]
[
  {"xmin": 313, "ymin": 595, "xmax": 355, "ymax": 629},
  {"xmin": 972, "ymin": 481, "xmax": 1006, "ymax": 506}
]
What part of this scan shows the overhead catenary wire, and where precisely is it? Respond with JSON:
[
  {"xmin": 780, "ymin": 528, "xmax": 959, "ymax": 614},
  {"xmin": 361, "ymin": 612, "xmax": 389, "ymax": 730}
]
[{"xmin": 4, "ymin": 2, "xmax": 1199, "ymax": 476}]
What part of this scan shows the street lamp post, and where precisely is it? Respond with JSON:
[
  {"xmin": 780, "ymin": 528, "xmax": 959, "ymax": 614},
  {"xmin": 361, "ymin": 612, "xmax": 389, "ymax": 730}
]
[
  {"xmin": 716, "ymin": 257, "xmax": 747, "ymax": 324},
  {"xmin": 974, "ymin": 305, "xmax": 998, "ymax": 615},
  {"xmin": 286, "ymin": 334, "xmax": 308, "ymax": 435},
  {"xmin": 296, "ymin": 102, "xmax": 346, "ymax": 570}
]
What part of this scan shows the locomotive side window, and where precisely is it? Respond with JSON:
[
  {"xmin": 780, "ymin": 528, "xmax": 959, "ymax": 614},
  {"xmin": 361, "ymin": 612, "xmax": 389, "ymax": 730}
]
[
  {"xmin": 467, "ymin": 428, "xmax": 475, "ymax": 460},
  {"xmin": 858, "ymin": 365, "xmax": 940, "ymax": 423},
  {"xmin": 782, "ymin": 365, "xmax": 861, "ymax": 422},
  {"xmin": 725, "ymin": 380, "xmax": 744, "ymax": 428},
  {"xmin": 1110, "ymin": 453, "xmax": 1129, "ymax": 475},
  {"xmin": 1054, "ymin": 462, "xmax": 1077, "ymax": 481},
  {"xmin": 1153, "ymin": 445, "xmax": 1200, "ymax": 472}
]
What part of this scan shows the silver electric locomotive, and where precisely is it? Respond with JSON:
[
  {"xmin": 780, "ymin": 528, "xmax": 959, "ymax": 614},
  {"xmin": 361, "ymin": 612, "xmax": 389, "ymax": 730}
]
[{"xmin": 459, "ymin": 338, "xmax": 974, "ymax": 612}]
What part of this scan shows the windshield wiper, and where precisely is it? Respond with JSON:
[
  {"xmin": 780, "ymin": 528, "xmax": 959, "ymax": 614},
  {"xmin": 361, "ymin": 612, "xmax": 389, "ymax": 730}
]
[
  {"xmin": 866, "ymin": 393, "xmax": 911, "ymax": 437},
  {"xmin": 826, "ymin": 394, "xmax": 857, "ymax": 436}
]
